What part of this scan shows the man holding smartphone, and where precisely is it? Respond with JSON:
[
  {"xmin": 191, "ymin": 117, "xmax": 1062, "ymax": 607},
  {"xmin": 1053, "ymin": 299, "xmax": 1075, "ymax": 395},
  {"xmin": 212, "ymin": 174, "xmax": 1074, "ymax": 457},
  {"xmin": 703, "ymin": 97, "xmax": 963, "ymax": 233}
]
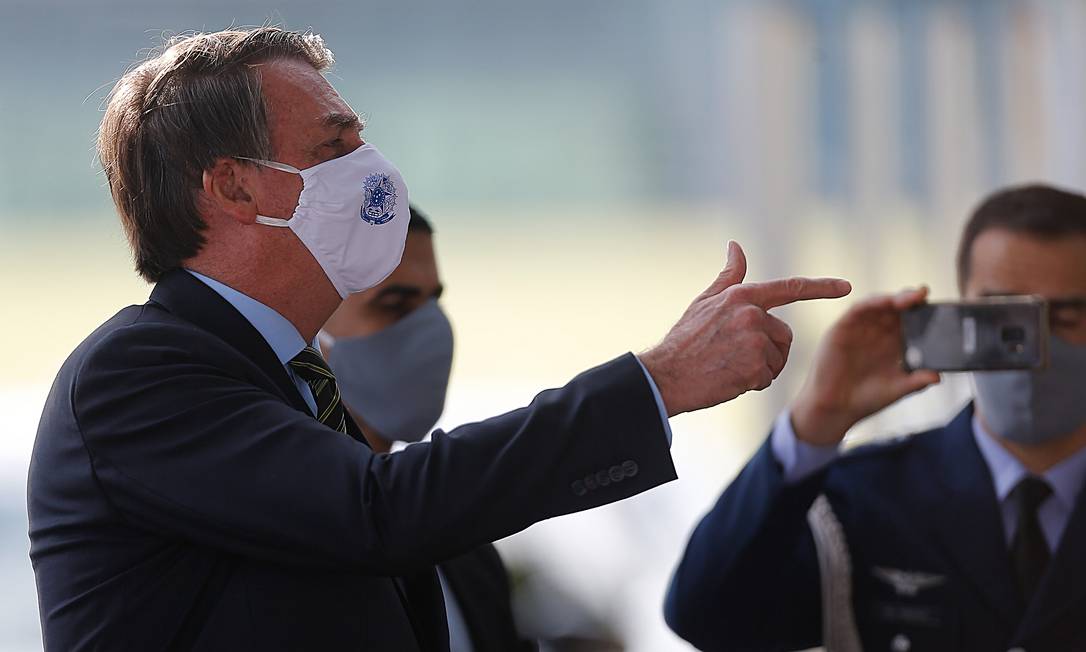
[{"xmin": 665, "ymin": 183, "xmax": 1086, "ymax": 651}]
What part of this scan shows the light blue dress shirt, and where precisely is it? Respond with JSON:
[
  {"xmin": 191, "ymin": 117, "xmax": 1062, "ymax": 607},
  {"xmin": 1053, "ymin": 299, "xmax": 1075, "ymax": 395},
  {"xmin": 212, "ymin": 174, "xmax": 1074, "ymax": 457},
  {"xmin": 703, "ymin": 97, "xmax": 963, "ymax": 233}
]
[
  {"xmin": 771, "ymin": 409, "xmax": 1086, "ymax": 551},
  {"xmin": 971, "ymin": 415, "xmax": 1086, "ymax": 551},
  {"xmin": 186, "ymin": 270, "xmax": 319, "ymax": 416},
  {"xmin": 636, "ymin": 358, "xmax": 673, "ymax": 445}
]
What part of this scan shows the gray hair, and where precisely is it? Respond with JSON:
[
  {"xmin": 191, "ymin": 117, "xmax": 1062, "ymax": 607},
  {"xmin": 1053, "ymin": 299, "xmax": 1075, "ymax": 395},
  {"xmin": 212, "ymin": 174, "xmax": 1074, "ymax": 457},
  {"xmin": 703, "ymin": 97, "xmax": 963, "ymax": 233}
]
[{"xmin": 98, "ymin": 27, "xmax": 334, "ymax": 281}]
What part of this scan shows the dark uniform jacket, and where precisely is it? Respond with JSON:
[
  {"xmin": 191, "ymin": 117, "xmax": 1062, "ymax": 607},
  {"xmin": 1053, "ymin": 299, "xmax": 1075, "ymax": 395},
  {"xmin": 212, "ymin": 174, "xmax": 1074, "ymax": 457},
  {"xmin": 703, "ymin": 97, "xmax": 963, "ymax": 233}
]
[{"xmin": 666, "ymin": 406, "xmax": 1086, "ymax": 651}]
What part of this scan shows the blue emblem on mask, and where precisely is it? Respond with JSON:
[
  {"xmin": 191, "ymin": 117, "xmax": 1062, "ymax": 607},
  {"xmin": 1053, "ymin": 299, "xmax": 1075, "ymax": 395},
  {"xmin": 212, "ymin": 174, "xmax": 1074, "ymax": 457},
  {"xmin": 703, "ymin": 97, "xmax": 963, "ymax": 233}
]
[{"xmin": 361, "ymin": 173, "xmax": 397, "ymax": 225}]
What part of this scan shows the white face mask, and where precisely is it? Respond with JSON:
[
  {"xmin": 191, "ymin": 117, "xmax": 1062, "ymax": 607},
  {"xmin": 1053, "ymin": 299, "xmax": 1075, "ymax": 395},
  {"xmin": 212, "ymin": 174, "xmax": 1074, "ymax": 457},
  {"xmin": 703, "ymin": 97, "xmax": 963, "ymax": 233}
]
[{"xmin": 239, "ymin": 143, "xmax": 410, "ymax": 298}]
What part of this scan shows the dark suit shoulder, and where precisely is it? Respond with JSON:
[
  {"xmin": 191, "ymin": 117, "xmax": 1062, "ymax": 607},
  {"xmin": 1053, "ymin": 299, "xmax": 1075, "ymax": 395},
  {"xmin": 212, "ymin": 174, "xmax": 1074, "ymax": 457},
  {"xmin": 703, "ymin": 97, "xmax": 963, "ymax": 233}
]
[
  {"xmin": 71, "ymin": 300, "xmax": 243, "ymax": 377},
  {"xmin": 825, "ymin": 423, "xmax": 949, "ymax": 487}
]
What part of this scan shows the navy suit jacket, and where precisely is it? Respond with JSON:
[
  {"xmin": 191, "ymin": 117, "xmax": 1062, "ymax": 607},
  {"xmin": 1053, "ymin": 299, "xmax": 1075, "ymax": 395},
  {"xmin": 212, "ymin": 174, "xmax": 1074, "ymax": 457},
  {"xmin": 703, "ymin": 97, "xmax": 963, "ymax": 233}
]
[
  {"xmin": 28, "ymin": 269, "xmax": 676, "ymax": 651},
  {"xmin": 665, "ymin": 406, "xmax": 1086, "ymax": 651}
]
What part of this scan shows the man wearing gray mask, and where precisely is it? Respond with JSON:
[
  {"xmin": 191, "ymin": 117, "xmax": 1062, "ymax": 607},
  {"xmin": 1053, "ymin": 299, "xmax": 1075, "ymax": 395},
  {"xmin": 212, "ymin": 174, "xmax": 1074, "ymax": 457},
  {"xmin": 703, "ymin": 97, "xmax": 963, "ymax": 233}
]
[
  {"xmin": 320, "ymin": 207, "xmax": 454, "ymax": 454},
  {"xmin": 320, "ymin": 206, "xmax": 531, "ymax": 651},
  {"xmin": 666, "ymin": 183, "xmax": 1086, "ymax": 651}
]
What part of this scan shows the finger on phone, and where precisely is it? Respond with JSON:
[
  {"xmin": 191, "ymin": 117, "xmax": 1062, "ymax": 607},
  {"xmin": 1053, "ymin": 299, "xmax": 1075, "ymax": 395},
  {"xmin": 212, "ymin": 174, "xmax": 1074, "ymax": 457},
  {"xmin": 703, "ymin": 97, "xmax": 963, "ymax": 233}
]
[{"xmin": 891, "ymin": 285, "xmax": 929, "ymax": 311}]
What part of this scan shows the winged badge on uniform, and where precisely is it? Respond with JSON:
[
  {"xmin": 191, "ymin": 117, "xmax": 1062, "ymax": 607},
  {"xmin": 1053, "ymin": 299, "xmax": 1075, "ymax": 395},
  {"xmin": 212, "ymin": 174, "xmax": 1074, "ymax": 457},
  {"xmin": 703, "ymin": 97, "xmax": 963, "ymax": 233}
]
[{"xmin": 872, "ymin": 566, "xmax": 947, "ymax": 597}]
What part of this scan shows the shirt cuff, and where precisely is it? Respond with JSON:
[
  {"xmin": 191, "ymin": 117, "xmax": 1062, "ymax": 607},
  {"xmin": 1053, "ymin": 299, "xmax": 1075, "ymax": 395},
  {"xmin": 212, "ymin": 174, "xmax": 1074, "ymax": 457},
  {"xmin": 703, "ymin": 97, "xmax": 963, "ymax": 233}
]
[
  {"xmin": 634, "ymin": 356, "xmax": 673, "ymax": 446},
  {"xmin": 770, "ymin": 409, "xmax": 840, "ymax": 484}
]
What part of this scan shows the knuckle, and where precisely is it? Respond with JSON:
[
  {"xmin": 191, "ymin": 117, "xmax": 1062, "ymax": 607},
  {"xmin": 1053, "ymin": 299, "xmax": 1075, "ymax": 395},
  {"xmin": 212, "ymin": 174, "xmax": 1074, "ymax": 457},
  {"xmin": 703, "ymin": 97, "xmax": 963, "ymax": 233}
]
[
  {"xmin": 784, "ymin": 324, "xmax": 795, "ymax": 344},
  {"xmin": 766, "ymin": 314, "xmax": 793, "ymax": 343},
  {"xmin": 737, "ymin": 304, "xmax": 764, "ymax": 327},
  {"xmin": 751, "ymin": 369, "xmax": 773, "ymax": 391},
  {"xmin": 723, "ymin": 285, "xmax": 750, "ymax": 305},
  {"xmin": 786, "ymin": 277, "xmax": 807, "ymax": 297}
]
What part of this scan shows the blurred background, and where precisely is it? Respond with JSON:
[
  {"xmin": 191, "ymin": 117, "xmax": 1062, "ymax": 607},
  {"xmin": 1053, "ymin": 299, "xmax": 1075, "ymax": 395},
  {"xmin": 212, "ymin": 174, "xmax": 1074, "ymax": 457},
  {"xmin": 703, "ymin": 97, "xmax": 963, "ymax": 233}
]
[{"xmin": 2, "ymin": 0, "xmax": 1086, "ymax": 649}]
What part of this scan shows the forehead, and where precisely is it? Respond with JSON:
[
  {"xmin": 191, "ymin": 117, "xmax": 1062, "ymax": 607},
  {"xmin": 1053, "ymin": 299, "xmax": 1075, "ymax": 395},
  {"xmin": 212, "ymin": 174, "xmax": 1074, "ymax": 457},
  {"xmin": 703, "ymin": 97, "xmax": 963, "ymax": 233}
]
[
  {"xmin": 386, "ymin": 232, "xmax": 438, "ymax": 283},
  {"xmin": 257, "ymin": 58, "xmax": 354, "ymax": 138},
  {"xmin": 965, "ymin": 228, "xmax": 1086, "ymax": 298}
]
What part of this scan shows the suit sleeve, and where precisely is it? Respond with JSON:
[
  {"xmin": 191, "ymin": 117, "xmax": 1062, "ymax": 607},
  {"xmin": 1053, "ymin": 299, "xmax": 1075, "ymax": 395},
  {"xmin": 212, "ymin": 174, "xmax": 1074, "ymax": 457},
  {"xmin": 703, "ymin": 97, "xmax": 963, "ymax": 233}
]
[
  {"xmin": 73, "ymin": 322, "xmax": 676, "ymax": 575},
  {"xmin": 664, "ymin": 436, "xmax": 827, "ymax": 652}
]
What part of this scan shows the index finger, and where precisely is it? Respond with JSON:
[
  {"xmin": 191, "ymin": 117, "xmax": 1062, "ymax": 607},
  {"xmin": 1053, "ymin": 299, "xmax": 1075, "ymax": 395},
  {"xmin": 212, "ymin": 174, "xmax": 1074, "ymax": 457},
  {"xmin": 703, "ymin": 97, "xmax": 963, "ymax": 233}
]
[{"xmin": 744, "ymin": 277, "xmax": 852, "ymax": 309}]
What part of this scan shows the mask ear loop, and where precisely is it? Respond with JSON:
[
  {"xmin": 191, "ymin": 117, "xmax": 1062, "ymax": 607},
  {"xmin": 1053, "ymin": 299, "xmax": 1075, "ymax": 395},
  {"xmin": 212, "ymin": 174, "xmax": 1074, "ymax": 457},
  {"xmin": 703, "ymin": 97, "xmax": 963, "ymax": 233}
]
[
  {"xmin": 233, "ymin": 156, "xmax": 303, "ymax": 227},
  {"xmin": 234, "ymin": 156, "xmax": 302, "ymax": 175}
]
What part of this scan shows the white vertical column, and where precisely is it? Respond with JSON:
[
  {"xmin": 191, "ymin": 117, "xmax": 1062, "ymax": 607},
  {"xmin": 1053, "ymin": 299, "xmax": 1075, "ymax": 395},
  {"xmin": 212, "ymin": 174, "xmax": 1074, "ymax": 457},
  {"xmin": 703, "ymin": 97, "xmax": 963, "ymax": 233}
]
[
  {"xmin": 927, "ymin": 2, "xmax": 984, "ymax": 217},
  {"xmin": 1037, "ymin": 0, "xmax": 1086, "ymax": 189},
  {"xmin": 1002, "ymin": 1, "xmax": 1046, "ymax": 184},
  {"xmin": 848, "ymin": 3, "xmax": 903, "ymax": 209}
]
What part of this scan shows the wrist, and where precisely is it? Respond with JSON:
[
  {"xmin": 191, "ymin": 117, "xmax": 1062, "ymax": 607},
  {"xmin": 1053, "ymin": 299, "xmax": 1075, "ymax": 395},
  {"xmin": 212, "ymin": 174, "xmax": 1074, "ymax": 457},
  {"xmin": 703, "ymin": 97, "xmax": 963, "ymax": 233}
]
[
  {"xmin": 790, "ymin": 395, "xmax": 855, "ymax": 446},
  {"xmin": 637, "ymin": 349, "xmax": 677, "ymax": 417}
]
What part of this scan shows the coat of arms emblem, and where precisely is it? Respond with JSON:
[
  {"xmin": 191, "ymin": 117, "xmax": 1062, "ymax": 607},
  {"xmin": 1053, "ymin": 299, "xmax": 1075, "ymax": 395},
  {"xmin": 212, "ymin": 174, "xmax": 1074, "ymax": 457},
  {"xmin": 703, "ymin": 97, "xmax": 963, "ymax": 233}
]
[{"xmin": 361, "ymin": 173, "xmax": 397, "ymax": 225}]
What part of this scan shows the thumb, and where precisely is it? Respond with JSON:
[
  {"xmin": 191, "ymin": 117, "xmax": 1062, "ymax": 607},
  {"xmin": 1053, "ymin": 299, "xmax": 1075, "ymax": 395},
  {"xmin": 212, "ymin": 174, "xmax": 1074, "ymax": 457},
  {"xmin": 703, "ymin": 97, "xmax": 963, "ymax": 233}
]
[{"xmin": 701, "ymin": 240, "xmax": 748, "ymax": 298}]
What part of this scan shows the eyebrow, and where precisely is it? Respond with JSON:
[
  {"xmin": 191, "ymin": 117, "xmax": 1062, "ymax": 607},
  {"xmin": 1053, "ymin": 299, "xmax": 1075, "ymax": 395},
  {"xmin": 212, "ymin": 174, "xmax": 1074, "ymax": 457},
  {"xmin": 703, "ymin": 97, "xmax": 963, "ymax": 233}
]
[
  {"xmin": 321, "ymin": 112, "xmax": 363, "ymax": 131},
  {"xmin": 375, "ymin": 285, "xmax": 421, "ymax": 302},
  {"xmin": 373, "ymin": 284, "xmax": 444, "ymax": 302}
]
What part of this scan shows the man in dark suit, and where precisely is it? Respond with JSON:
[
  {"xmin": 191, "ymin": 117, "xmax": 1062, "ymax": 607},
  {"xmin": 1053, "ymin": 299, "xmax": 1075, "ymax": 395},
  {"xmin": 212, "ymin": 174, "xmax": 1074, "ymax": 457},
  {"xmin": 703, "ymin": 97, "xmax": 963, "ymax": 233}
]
[
  {"xmin": 320, "ymin": 205, "xmax": 533, "ymax": 651},
  {"xmin": 665, "ymin": 183, "xmax": 1086, "ymax": 651},
  {"xmin": 28, "ymin": 27, "xmax": 849, "ymax": 651}
]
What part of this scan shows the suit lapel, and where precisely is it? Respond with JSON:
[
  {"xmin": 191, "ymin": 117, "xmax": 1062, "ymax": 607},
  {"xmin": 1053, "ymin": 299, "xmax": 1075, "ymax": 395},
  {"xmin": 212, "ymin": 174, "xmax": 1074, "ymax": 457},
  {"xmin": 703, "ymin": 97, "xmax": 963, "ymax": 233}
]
[
  {"xmin": 1017, "ymin": 481, "xmax": 1086, "ymax": 639},
  {"xmin": 148, "ymin": 269, "xmax": 312, "ymax": 415},
  {"xmin": 925, "ymin": 406, "xmax": 1023, "ymax": 624}
]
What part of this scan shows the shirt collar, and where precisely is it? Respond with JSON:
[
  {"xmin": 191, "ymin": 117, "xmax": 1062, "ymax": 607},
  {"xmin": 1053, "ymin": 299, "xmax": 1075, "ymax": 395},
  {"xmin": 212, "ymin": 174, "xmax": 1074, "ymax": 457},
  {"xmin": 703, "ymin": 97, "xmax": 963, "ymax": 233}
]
[
  {"xmin": 185, "ymin": 269, "xmax": 308, "ymax": 366},
  {"xmin": 972, "ymin": 415, "xmax": 1028, "ymax": 502},
  {"xmin": 972, "ymin": 414, "xmax": 1086, "ymax": 509}
]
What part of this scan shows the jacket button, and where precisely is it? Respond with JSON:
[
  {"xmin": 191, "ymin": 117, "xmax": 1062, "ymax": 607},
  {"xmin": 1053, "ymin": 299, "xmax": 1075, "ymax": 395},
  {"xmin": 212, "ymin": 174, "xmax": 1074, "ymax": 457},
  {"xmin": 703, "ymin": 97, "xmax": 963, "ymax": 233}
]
[
  {"xmin": 622, "ymin": 460, "xmax": 639, "ymax": 478},
  {"xmin": 584, "ymin": 474, "xmax": 598, "ymax": 491},
  {"xmin": 595, "ymin": 470, "xmax": 611, "ymax": 487},
  {"xmin": 891, "ymin": 634, "xmax": 910, "ymax": 652},
  {"xmin": 609, "ymin": 465, "xmax": 625, "ymax": 482},
  {"xmin": 571, "ymin": 480, "xmax": 587, "ymax": 496}
]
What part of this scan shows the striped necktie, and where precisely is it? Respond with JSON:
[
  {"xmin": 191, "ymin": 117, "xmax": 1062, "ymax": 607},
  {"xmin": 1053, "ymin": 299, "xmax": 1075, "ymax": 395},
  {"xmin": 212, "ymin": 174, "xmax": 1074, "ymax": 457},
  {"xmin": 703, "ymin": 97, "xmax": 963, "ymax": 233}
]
[{"xmin": 289, "ymin": 346, "xmax": 348, "ymax": 435}]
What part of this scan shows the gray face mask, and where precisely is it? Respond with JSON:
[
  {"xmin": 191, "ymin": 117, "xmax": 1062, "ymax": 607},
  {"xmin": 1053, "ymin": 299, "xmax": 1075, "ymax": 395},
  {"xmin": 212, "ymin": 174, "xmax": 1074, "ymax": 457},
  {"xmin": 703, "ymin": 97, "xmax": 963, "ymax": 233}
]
[
  {"xmin": 323, "ymin": 299, "xmax": 454, "ymax": 443},
  {"xmin": 973, "ymin": 335, "xmax": 1086, "ymax": 445}
]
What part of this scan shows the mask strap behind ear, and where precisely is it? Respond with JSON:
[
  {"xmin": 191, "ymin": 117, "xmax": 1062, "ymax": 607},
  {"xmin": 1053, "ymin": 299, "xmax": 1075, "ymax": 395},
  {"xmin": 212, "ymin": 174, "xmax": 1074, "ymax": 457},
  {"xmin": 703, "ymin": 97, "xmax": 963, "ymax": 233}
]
[
  {"xmin": 237, "ymin": 156, "xmax": 300, "ymax": 228},
  {"xmin": 255, "ymin": 215, "xmax": 292, "ymax": 228},
  {"xmin": 235, "ymin": 156, "xmax": 302, "ymax": 175}
]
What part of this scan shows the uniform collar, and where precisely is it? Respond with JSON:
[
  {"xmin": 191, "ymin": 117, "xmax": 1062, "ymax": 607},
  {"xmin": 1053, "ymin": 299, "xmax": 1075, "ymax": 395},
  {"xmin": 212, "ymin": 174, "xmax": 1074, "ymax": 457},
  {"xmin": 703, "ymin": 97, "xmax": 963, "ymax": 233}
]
[{"xmin": 972, "ymin": 414, "xmax": 1086, "ymax": 512}]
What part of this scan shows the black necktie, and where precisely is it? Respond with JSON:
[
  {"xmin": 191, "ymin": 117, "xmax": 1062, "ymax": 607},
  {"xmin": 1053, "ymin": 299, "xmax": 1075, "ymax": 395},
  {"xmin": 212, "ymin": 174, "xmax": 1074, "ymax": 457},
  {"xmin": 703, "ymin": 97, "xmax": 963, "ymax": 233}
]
[
  {"xmin": 288, "ymin": 346, "xmax": 349, "ymax": 436},
  {"xmin": 1009, "ymin": 476, "xmax": 1052, "ymax": 603}
]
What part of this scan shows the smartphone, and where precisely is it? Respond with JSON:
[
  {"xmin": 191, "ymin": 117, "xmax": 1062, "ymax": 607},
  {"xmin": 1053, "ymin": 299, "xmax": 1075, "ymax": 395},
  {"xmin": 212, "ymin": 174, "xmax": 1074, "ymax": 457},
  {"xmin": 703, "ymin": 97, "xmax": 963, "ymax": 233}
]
[{"xmin": 900, "ymin": 296, "xmax": 1049, "ymax": 372}]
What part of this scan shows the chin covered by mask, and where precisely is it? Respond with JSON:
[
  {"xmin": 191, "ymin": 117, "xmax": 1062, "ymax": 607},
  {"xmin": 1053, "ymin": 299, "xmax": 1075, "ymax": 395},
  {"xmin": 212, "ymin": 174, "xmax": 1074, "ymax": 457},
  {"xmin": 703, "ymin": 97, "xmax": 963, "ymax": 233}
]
[
  {"xmin": 322, "ymin": 299, "xmax": 454, "ymax": 443},
  {"xmin": 973, "ymin": 334, "xmax": 1086, "ymax": 445}
]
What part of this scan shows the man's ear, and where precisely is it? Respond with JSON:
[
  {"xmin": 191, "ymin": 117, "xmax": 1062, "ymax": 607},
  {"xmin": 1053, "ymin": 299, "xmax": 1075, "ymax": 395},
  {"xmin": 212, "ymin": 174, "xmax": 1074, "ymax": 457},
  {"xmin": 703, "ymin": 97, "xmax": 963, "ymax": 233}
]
[{"xmin": 202, "ymin": 158, "xmax": 258, "ymax": 225}]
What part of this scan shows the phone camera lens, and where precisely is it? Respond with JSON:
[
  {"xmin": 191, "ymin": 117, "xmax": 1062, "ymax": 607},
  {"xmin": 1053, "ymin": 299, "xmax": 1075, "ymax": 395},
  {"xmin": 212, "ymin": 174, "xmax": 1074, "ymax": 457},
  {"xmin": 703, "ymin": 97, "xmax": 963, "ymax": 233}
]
[
  {"xmin": 1001, "ymin": 326, "xmax": 1026, "ymax": 343},
  {"xmin": 1002, "ymin": 325, "xmax": 1026, "ymax": 354}
]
